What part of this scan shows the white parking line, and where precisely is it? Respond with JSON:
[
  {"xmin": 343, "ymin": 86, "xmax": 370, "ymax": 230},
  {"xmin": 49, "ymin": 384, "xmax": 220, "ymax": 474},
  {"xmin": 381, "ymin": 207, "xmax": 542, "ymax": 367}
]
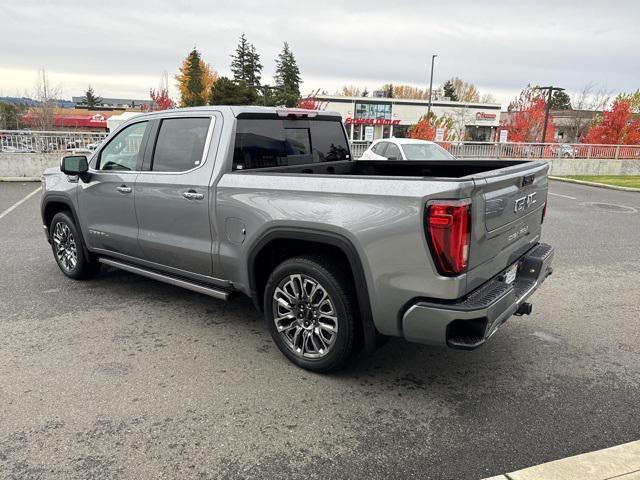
[
  {"xmin": 549, "ymin": 192, "xmax": 577, "ymax": 200},
  {"xmin": 0, "ymin": 186, "xmax": 42, "ymax": 220}
]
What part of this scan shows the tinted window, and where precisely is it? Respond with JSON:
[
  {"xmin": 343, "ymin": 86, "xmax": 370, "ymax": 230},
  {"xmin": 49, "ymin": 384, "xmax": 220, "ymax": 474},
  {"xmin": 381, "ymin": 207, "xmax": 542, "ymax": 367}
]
[
  {"xmin": 233, "ymin": 119, "xmax": 350, "ymax": 170},
  {"xmin": 152, "ymin": 117, "xmax": 211, "ymax": 172},
  {"xmin": 384, "ymin": 143, "xmax": 402, "ymax": 160},
  {"xmin": 98, "ymin": 122, "xmax": 147, "ymax": 171}
]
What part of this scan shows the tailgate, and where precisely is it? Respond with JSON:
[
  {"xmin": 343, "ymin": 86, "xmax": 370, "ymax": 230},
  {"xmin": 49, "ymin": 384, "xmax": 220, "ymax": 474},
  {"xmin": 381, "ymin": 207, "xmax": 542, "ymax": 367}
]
[{"xmin": 466, "ymin": 160, "xmax": 549, "ymax": 292}]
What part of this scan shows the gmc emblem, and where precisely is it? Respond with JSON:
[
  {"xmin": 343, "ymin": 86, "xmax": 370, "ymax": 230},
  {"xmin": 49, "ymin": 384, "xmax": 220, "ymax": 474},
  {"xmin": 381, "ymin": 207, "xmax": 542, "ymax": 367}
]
[{"xmin": 514, "ymin": 192, "xmax": 537, "ymax": 213}]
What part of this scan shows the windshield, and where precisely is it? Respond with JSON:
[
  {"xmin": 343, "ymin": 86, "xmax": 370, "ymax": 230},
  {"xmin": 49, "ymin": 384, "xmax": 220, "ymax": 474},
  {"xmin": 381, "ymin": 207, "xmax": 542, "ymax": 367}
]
[{"xmin": 401, "ymin": 143, "xmax": 456, "ymax": 160}]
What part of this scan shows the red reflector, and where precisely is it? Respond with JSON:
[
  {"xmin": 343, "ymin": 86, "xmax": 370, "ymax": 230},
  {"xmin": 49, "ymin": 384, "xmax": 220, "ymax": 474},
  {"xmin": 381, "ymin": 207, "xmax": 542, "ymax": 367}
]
[{"xmin": 426, "ymin": 199, "xmax": 471, "ymax": 276}]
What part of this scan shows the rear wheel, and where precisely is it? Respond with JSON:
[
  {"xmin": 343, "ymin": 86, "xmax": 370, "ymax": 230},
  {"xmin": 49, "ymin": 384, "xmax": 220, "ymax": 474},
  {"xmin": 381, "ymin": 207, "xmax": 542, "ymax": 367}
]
[
  {"xmin": 264, "ymin": 255, "xmax": 359, "ymax": 372},
  {"xmin": 50, "ymin": 212, "xmax": 99, "ymax": 279}
]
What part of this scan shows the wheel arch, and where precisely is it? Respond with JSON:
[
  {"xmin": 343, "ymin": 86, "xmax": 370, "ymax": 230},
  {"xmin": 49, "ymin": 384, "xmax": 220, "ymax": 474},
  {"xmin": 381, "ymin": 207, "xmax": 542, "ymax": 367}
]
[
  {"xmin": 42, "ymin": 194, "xmax": 91, "ymax": 260},
  {"xmin": 248, "ymin": 228, "xmax": 380, "ymax": 352}
]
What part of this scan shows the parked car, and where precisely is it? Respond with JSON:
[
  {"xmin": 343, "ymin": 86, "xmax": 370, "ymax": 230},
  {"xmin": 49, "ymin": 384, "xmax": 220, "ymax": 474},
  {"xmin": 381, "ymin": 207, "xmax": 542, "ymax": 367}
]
[
  {"xmin": 41, "ymin": 107, "xmax": 554, "ymax": 372},
  {"xmin": 360, "ymin": 138, "xmax": 456, "ymax": 160}
]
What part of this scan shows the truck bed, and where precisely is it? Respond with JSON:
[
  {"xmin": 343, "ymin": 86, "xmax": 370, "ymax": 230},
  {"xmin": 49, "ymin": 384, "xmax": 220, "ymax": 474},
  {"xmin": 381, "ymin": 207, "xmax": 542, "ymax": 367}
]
[{"xmin": 238, "ymin": 159, "xmax": 534, "ymax": 179}]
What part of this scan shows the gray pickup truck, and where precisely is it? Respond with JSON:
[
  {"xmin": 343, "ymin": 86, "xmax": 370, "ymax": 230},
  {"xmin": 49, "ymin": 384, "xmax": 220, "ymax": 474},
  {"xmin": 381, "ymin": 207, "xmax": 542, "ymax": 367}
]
[{"xmin": 41, "ymin": 106, "xmax": 554, "ymax": 372}]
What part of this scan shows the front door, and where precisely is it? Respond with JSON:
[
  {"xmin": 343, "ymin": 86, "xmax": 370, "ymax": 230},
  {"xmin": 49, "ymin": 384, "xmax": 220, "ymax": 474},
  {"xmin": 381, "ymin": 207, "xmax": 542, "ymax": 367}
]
[
  {"xmin": 135, "ymin": 115, "xmax": 215, "ymax": 277},
  {"xmin": 78, "ymin": 121, "xmax": 149, "ymax": 257}
]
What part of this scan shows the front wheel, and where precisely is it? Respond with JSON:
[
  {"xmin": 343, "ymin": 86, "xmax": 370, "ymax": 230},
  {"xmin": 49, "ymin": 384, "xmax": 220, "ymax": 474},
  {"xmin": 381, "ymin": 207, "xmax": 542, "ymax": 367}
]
[
  {"xmin": 50, "ymin": 212, "xmax": 100, "ymax": 280},
  {"xmin": 263, "ymin": 255, "xmax": 359, "ymax": 372}
]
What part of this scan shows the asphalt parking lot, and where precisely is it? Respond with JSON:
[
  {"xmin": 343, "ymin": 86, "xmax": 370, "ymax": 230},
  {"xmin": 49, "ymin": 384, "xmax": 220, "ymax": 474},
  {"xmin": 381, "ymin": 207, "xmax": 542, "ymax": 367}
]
[{"xmin": 1, "ymin": 180, "xmax": 639, "ymax": 480}]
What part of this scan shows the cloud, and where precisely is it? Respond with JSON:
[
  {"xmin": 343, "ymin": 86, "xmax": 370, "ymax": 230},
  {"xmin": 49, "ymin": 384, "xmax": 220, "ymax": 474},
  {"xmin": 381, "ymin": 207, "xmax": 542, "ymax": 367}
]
[{"xmin": 1, "ymin": 0, "xmax": 638, "ymax": 107}]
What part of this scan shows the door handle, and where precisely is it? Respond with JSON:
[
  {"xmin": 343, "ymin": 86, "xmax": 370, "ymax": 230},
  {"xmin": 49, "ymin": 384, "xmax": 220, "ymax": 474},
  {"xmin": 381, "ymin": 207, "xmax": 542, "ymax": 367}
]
[
  {"xmin": 116, "ymin": 185, "xmax": 132, "ymax": 194},
  {"xmin": 183, "ymin": 190, "xmax": 204, "ymax": 200}
]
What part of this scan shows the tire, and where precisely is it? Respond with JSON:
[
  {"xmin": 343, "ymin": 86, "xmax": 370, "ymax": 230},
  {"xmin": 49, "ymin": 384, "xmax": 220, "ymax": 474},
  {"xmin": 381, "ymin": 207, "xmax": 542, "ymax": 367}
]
[
  {"xmin": 50, "ymin": 211, "xmax": 100, "ymax": 280},
  {"xmin": 263, "ymin": 255, "xmax": 359, "ymax": 372}
]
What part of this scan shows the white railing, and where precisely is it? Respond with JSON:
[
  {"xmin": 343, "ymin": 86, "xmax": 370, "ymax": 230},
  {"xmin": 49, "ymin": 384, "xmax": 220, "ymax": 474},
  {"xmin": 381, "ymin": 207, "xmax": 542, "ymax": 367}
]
[
  {"xmin": 0, "ymin": 129, "xmax": 108, "ymax": 153},
  {"xmin": 350, "ymin": 141, "xmax": 640, "ymax": 160}
]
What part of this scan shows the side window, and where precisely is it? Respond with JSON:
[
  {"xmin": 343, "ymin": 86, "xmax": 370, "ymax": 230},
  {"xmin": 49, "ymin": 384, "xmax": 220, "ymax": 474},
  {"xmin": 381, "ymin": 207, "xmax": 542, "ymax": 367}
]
[
  {"xmin": 151, "ymin": 117, "xmax": 212, "ymax": 172},
  {"xmin": 384, "ymin": 143, "xmax": 402, "ymax": 160},
  {"xmin": 371, "ymin": 142, "xmax": 387, "ymax": 156},
  {"xmin": 98, "ymin": 122, "xmax": 148, "ymax": 171}
]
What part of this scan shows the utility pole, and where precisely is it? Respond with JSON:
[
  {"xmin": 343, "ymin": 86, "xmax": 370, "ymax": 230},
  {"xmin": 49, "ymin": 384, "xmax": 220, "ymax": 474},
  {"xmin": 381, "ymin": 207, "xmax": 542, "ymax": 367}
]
[
  {"xmin": 426, "ymin": 54, "xmax": 437, "ymax": 120},
  {"xmin": 536, "ymin": 85, "xmax": 565, "ymax": 143}
]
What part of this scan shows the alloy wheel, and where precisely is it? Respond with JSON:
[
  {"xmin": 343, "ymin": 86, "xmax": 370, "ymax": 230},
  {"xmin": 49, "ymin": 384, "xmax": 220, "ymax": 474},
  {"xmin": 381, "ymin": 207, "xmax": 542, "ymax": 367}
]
[
  {"xmin": 52, "ymin": 222, "xmax": 78, "ymax": 272},
  {"xmin": 272, "ymin": 274, "xmax": 338, "ymax": 359}
]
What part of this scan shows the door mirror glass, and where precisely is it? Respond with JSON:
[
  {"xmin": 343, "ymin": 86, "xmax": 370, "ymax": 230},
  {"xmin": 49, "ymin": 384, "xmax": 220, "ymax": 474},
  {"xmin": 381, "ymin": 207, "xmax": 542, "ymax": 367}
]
[{"xmin": 60, "ymin": 155, "xmax": 89, "ymax": 175}]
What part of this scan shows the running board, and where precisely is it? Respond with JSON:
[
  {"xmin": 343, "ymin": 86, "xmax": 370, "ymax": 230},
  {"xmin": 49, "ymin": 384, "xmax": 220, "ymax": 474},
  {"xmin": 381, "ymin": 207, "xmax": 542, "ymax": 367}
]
[{"xmin": 98, "ymin": 257, "xmax": 231, "ymax": 301}]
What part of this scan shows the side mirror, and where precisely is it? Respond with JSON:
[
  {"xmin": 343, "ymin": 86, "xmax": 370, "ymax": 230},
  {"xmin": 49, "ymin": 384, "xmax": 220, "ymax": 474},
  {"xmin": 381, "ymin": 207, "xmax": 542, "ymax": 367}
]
[
  {"xmin": 60, "ymin": 155, "xmax": 89, "ymax": 176},
  {"xmin": 386, "ymin": 155, "xmax": 399, "ymax": 161}
]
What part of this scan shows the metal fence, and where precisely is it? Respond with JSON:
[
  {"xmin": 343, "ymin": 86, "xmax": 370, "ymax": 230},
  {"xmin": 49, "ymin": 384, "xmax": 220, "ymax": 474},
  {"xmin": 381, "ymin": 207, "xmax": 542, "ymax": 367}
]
[
  {"xmin": 2, "ymin": 129, "xmax": 639, "ymax": 161},
  {"xmin": 0, "ymin": 130, "xmax": 108, "ymax": 153},
  {"xmin": 351, "ymin": 141, "xmax": 640, "ymax": 160}
]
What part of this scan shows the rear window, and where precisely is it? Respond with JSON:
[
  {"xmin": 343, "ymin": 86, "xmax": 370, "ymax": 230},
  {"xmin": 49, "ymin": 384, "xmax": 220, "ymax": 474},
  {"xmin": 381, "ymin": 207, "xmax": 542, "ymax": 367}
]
[
  {"xmin": 233, "ymin": 118, "xmax": 350, "ymax": 170},
  {"xmin": 152, "ymin": 117, "xmax": 211, "ymax": 172}
]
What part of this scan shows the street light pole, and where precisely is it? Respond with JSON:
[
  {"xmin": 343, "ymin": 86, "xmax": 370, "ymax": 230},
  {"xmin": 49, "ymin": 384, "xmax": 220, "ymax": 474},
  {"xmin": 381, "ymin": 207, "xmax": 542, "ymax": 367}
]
[
  {"xmin": 426, "ymin": 54, "xmax": 437, "ymax": 120},
  {"xmin": 536, "ymin": 85, "xmax": 565, "ymax": 143}
]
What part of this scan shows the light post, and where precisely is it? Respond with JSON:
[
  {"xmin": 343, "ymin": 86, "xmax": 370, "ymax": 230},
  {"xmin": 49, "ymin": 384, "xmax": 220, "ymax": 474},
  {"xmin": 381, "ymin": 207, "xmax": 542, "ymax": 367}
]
[
  {"xmin": 536, "ymin": 85, "xmax": 565, "ymax": 144},
  {"xmin": 426, "ymin": 54, "xmax": 437, "ymax": 120}
]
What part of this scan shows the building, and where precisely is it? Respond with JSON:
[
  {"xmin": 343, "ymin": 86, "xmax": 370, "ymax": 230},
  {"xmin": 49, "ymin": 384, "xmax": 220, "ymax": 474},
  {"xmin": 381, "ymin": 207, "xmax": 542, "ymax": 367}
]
[
  {"xmin": 316, "ymin": 94, "xmax": 502, "ymax": 143},
  {"xmin": 71, "ymin": 96, "xmax": 152, "ymax": 110}
]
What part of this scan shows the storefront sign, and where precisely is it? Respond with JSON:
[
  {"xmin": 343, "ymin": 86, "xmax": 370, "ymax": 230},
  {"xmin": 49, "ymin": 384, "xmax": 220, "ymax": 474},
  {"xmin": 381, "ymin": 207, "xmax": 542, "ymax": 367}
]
[
  {"xmin": 475, "ymin": 112, "xmax": 497, "ymax": 120},
  {"xmin": 499, "ymin": 129, "xmax": 508, "ymax": 143},
  {"xmin": 345, "ymin": 117, "xmax": 401, "ymax": 126},
  {"xmin": 435, "ymin": 128, "xmax": 445, "ymax": 142}
]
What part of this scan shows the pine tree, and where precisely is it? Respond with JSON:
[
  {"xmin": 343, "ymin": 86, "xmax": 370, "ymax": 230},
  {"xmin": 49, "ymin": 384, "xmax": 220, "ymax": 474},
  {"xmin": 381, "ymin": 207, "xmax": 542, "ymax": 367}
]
[
  {"xmin": 273, "ymin": 42, "xmax": 301, "ymax": 107},
  {"xmin": 550, "ymin": 90, "xmax": 572, "ymax": 110},
  {"xmin": 82, "ymin": 85, "xmax": 102, "ymax": 107},
  {"xmin": 443, "ymin": 80, "xmax": 458, "ymax": 101},
  {"xmin": 176, "ymin": 48, "xmax": 207, "ymax": 107},
  {"xmin": 230, "ymin": 34, "xmax": 262, "ymax": 87},
  {"xmin": 274, "ymin": 42, "xmax": 300, "ymax": 94},
  {"xmin": 209, "ymin": 77, "xmax": 257, "ymax": 105}
]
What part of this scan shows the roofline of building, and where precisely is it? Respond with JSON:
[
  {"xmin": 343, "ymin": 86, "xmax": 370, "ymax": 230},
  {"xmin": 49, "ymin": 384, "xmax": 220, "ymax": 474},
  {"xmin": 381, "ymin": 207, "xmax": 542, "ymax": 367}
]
[{"xmin": 315, "ymin": 94, "xmax": 502, "ymax": 110}]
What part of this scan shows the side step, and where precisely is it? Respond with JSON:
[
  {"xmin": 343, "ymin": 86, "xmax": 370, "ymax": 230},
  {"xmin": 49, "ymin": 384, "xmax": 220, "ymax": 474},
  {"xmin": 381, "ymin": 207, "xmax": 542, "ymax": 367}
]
[{"xmin": 98, "ymin": 257, "xmax": 231, "ymax": 301}]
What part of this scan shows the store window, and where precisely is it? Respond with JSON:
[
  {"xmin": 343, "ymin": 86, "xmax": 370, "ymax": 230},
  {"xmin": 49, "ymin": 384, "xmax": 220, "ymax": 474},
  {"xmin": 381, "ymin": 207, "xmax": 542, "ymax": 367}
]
[{"xmin": 354, "ymin": 103, "xmax": 391, "ymax": 120}]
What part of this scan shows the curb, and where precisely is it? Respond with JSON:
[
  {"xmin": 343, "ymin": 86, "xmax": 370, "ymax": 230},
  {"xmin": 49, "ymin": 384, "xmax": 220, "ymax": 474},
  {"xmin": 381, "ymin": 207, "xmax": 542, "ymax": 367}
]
[
  {"xmin": 482, "ymin": 440, "xmax": 640, "ymax": 480},
  {"xmin": 0, "ymin": 177, "xmax": 41, "ymax": 182},
  {"xmin": 549, "ymin": 176, "xmax": 640, "ymax": 192}
]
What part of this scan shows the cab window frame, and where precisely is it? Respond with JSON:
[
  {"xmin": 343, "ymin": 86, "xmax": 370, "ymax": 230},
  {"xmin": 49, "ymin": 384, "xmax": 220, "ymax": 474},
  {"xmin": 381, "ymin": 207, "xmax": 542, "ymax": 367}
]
[
  {"xmin": 93, "ymin": 120, "xmax": 150, "ymax": 172},
  {"xmin": 147, "ymin": 116, "xmax": 214, "ymax": 174}
]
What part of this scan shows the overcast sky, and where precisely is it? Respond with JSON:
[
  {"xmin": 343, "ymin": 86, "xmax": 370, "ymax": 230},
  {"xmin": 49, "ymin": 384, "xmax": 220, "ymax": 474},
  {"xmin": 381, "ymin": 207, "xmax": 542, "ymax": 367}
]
[{"xmin": 1, "ymin": 0, "xmax": 638, "ymax": 107}]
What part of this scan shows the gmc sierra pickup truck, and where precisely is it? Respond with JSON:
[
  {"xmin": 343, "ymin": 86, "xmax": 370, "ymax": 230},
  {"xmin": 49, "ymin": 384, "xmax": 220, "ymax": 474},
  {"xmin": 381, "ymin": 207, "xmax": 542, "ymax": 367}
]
[{"xmin": 41, "ymin": 106, "xmax": 554, "ymax": 372}]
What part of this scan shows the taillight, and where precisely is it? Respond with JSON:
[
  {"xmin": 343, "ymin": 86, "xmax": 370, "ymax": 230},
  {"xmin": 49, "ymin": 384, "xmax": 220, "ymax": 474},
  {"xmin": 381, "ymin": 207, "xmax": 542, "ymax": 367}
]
[
  {"xmin": 426, "ymin": 199, "xmax": 471, "ymax": 276},
  {"xmin": 541, "ymin": 201, "xmax": 547, "ymax": 223}
]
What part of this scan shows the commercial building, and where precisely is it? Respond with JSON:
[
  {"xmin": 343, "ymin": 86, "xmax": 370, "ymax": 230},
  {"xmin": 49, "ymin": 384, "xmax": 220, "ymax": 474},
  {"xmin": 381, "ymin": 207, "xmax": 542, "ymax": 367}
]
[{"xmin": 316, "ymin": 94, "xmax": 502, "ymax": 143}]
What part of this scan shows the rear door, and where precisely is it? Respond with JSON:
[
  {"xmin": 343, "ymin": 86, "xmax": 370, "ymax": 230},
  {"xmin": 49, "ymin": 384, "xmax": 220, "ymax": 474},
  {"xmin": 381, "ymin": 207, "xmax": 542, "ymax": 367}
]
[
  {"xmin": 466, "ymin": 161, "xmax": 549, "ymax": 290},
  {"xmin": 134, "ymin": 115, "xmax": 217, "ymax": 277}
]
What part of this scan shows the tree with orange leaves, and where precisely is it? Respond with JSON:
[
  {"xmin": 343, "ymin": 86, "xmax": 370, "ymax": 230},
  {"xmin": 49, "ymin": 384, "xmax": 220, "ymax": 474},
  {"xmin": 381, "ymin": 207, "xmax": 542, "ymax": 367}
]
[
  {"xmin": 501, "ymin": 86, "xmax": 555, "ymax": 142},
  {"xmin": 296, "ymin": 90, "xmax": 328, "ymax": 110},
  {"xmin": 408, "ymin": 112, "xmax": 454, "ymax": 141},
  {"xmin": 581, "ymin": 99, "xmax": 640, "ymax": 145}
]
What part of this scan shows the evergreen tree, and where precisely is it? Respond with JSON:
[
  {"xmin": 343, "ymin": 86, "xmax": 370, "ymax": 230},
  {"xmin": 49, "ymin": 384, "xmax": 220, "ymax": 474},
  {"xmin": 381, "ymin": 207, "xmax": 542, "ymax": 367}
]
[
  {"xmin": 230, "ymin": 34, "xmax": 262, "ymax": 87},
  {"xmin": 209, "ymin": 77, "xmax": 257, "ymax": 105},
  {"xmin": 82, "ymin": 85, "xmax": 102, "ymax": 107},
  {"xmin": 550, "ymin": 90, "xmax": 572, "ymax": 110},
  {"xmin": 176, "ymin": 48, "xmax": 207, "ymax": 107},
  {"xmin": 443, "ymin": 80, "xmax": 458, "ymax": 101},
  {"xmin": 273, "ymin": 42, "xmax": 301, "ymax": 107}
]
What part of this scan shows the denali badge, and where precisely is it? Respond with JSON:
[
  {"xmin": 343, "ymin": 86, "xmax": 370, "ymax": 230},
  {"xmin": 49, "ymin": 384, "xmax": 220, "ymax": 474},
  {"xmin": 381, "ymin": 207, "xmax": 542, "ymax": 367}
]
[{"xmin": 514, "ymin": 192, "xmax": 537, "ymax": 213}]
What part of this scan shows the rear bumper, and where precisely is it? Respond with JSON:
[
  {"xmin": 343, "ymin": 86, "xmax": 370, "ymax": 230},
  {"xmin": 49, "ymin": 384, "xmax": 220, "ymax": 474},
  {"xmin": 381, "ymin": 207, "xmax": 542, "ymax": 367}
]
[{"xmin": 401, "ymin": 243, "xmax": 554, "ymax": 349}]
